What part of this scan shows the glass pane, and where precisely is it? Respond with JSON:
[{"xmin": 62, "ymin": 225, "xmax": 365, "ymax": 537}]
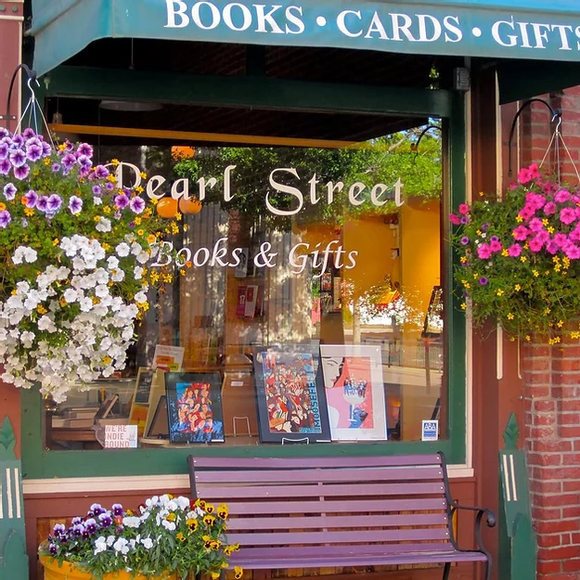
[{"xmin": 45, "ymin": 123, "xmax": 446, "ymax": 450}]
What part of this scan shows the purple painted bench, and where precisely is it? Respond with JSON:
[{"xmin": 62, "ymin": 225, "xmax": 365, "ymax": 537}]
[{"xmin": 187, "ymin": 453, "xmax": 495, "ymax": 580}]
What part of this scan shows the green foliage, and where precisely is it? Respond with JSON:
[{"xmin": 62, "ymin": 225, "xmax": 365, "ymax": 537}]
[{"xmin": 451, "ymin": 164, "xmax": 580, "ymax": 342}]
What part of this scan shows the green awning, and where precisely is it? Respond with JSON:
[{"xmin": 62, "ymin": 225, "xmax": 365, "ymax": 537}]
[{"xmin": 31, "ymin": 0, "xmax": 580, "ymax": 77}]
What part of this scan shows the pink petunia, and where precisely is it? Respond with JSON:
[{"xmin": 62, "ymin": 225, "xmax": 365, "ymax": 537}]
[
  {"xmin": 546, "ymin": 240, "xmax": 559, "ymax": 254},
  {"xmin": 569, "ymin": 227, "xmax": 580, "ymax": 242},
  {"xmin": 555, "ymin": 189, "xmax": 571, "ymax": 203},
  {"xmin": 554, "ymin": 233, "xmax": 568, "ymax": 247},
  {"xmin": 449, "ymin": 213, "xmax": 461, "ymax": 225},
  {"xmin": 508, "ymin": 243, "xmax": 522, "ymax": 257},
  {"xmin": 544, "ymin": 202, "xmax": 557, "ymax": 216},
  {"xmin": 458, "ymin": 203, "xmax": 470, "ymax": 215},
  {"xmin": 535, "ymin": 230, "xmax": 550, "ymax": 244},
  {"xmin": 489, "ymin": 240, "xmax": 502, "ymax": 253},
  {"xmin": 526, "ymin": 192, "xmax": 546, "ymax": 210},
  {"xmin": 560, "ymin": 207, "xmax": 577, "ymax": 225},
  {"xmin": 528, "ymin": 217, "xmax": 544, "ymax": 232},
  {"xmin": 529, "ymin": 236, "xmax": 544, "ymax": 253},
  {"xmin": 528, "ymin": 163, "xmax": 540, "ymax": 179},
  {"xmin": 564, "ymin": 242, "xmax": 580, "ymax": 260},
  {"xmin": 518, "ymin": 204, "xmax": 536, "ymax": 221},
  {"xmin": 517, "ymin": 167, "xmax": 532, "ymax": 185},
  {"xmin": 477, "ymin": 244, "xmax": 492, "ymax": 259},
  {"xmin": 513, "ymin": 225, "xmax": 529, "ymax": 241}
]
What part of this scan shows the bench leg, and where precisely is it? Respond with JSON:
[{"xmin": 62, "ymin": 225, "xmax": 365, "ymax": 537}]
[{"xmin": 442, "ymin": 562, "xmax": 450, "ymax": 580}]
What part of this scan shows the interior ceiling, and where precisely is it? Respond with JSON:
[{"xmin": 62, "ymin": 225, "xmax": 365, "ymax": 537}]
[{"xmin": 47, "ymin": 38, "xmax": 458, "ymax": 146}]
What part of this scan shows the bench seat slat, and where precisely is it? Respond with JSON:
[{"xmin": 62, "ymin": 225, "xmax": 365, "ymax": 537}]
[
  {"xmin": 197, "ymin": 481, "xmax": 446, "ymax": 500},
  {"xmin": 228, "ymin": 550, "xmax": 488, "ymax": 569},
  {"xmin": 228, "ymin": 528, "xmax": 450, "ymax": 545},
  {"xmin": 227, "ymin": 513, "xmax": 448, "ymax": 530},
  {"xmin": 191, "ymin": 455, "xmax": 442, "ymax": 469},
  {"xmin": 208, "ymin": 497, "xmax": 447, "ymax": 515},
  {"xmin": 195, "ymin": 466, "xmax": 444, "ymax": 484}
]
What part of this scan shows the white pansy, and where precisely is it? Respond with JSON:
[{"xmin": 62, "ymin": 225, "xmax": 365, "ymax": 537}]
[
  {"xmin": 161, "ymin": 520, "xmax": 176, "ymax": 531},
  {"xmin": 94, "ymin": 536, "xmax": 107, "ymax": 555},
  {"xmin": 141, "ymin": 538, "xmax": 154, "ymax": 550},
  {"xmin": 177, "ymin": 496, "xmax": 190, "ymax": 510},
  {"xmin": 122, "ymin": 516, "xmax": 141, "ymax": 529},
  {"xmin": 113, "ymin": 537, "xmax": 130, "ymax": 555},
  {"xmin": 116, "ymin": 243, "xmax": 130, "ymax": 257}
]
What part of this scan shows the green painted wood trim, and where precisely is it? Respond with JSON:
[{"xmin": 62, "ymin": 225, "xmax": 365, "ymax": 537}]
[{"xmin": 44, "ymin": 66, "xmax": 453, "ymax": 118}]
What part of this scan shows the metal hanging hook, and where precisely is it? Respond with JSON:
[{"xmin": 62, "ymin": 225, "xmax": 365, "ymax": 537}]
[
  {"xmin": 1, "ymin": 63, "xmax": 37, "ymax": 132},
  {"xmin": 507, "ymin": 98, "xmax": 561, "ymax": 176}
]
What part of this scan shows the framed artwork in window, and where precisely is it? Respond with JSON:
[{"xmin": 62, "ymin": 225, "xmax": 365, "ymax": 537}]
[
  {"xmin": 252, "ymin": 345, "xmax": 331, "ymax": 444},
  {"xmin": 320, "ymin": 344, "xmax": 387, "ymax": 441},
  {"xmin": 164, "ymin": 372, "xmax": 225, "ymax": 443}
]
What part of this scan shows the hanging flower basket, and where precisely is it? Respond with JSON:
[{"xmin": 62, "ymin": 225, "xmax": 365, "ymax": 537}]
[
  {"xmin": 450, "ymin": 163, "xmax": 580, "ymax": 342},
  {"xmin": 0, "ymin": 128, "xmax": 168, "ymax": 401},
  {"xmin": 39, "ymin": 495, "xmax": 243, "ymax": 580}
]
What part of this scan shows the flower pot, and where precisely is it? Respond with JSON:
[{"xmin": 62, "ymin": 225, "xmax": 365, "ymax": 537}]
[{"xmin": 40, "ymin": 555, "xmax": 178, "ymax": 580}]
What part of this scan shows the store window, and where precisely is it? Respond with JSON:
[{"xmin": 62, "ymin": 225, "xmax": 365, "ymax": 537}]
[{"xmin": 44, "ymin": 122, "xmax": 447, "ymax": 450}]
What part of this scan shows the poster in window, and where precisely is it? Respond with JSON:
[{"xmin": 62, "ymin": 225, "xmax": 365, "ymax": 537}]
[
  {"xmin": 164, "ymin": 372, "xmax": 225, "ymax": 443},
  {"xmin": 252, "ymin": 345, "xmax": 331, "ymax": 443},
  {"xmin": 320, "ymin": 344, "xmax": 387, "ymax": 441}
]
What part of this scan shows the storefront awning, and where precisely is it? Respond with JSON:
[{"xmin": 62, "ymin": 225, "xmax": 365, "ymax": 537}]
[{"xmin": 30, "ymin": 0, "xmax": 580, "ymax": 77}]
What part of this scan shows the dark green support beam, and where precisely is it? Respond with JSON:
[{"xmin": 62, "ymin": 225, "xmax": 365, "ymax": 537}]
[{"xmin": 43, "ymin": 66, "xmax": 452, "ymax": 118}]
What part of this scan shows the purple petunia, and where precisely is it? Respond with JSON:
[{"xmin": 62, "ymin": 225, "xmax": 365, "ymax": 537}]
[
  {"xmin": 0, "ymin": 210, "xmax": 11, "ymax": 228},
  {"xmin": 47, "ymin": 194, "xmax": 63, "ymax": 212},
  {"xmin": 3, "ymin": 183, "xmax": 16, "ymax": 200},
  {"xmin": 115, "ymin": 194, "xmax": 129, "ymax": 209},
  {"xmin": 26, "ymin": 144, "xmax": 42, "ymax": 162},
  {"xmin": 24, "ymin": 190, "xmax": 38, "ymax": 208},
  {"xmin": 36, "ymin": 196, "xmax": 49, "ymax": 212},
  {"xmin": 94, "ymin": 165, "xmax": 109, "ymax": 179},
  {"xmin": 460, "ymin": 236, "xmax": 470, "ymax": 245},
  {"xmin": 9, "ymin": 149, "xmax": 26, "ymax": 168},
  {"xmin": 51, "ymin": 163, "xmax": 61, "ymax": 173},
  {"xmin": 460, "ymin": 216, "xmax": 469, "ymax": 224},
  {"xmin": 105, "ymin": 182, "xmax": 114, "ymax": 191},
  {"xmin": 129, "ymin": 196, "xmax": 145, "ymax": 214},
  {"xmin": 92, "ymin": 185, "xmax": 102, "ymax": 195},
  {"xmin": 41, "ymin": 141, "xmax": 51, "ymax": 157},
  {"xmin": 77, "ymin": 142, "xmax": 93, "ymax": 158},
  {"xmin": 479, "ymin": 277, "xmax": 488, "ymax": 285},
  {"xmin": 13, "ymin": 164, "xmax": 30, "ymax": 180},
  {"xmin": 77, "ymin": 154, "xmax": 92, "ymax": 170},
  {"xmin": 61, "ymin": 153, "xmax": 77, "ymax": 170},
  {"xmin": 0, "ymin": 158, "xmax": 10, "ymax": 175},
  {"xmin": 0, "ymin": 142, "xmax": 8, "ymax": 160},
  {"xmin": 22, "ymin": 128, "xmax": 36, "ymax": 139},
  {"xmin": 68, "ymin": 195, "xmax": 83, "ymax": 215},
  {"xmin": 11, "ymin": 135, "xmax": 24, "ymax": 147}
]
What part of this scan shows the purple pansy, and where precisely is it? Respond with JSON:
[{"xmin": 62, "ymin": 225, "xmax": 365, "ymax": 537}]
[
  {"xmin": 48, "ymin": 544, "xmax": 58, "ymax": 556},
  {"xmin": 68, "ymin": 196, "xmax": 83, "ymax": 214},
  {"xmin": 0, "ymin": 210, "xmax": 11, "ymax": 228},
  {"xmin": 98, "ymin": 513, "xmax": 113, "ymax": 527},
  {"xmin": 115, "ymin": 194, "xmax": 129, "ymax": 209},
  {"xmin": 3, "ymin": 183, "xmax": 16, "ymax": 200},
  {"xmin": 112, "ymin": 503, "xmax": 123, "ymax": 516},
  {"xmin": 71, "ymin": 517, "xmax": 83, "ymax": 525},
  {"xmin": 13, "ymin": 164, "xmax": 30, "ymax": 180},
  {"xmin": 129, "ymin": 196, "xmax": 146, "ymax": 214},
  {"xmin": 47, "ymin": 194, "xmax": 62, "ymax": 212},
  {"xmin": 84, "ymin": 518, "xmax": 98, "ymax": 534}
]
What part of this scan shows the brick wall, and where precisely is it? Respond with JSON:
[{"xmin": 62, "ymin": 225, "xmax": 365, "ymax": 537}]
[{"xmin": 517, "ymin": 86, "xmax": 580, "ymax": 580}]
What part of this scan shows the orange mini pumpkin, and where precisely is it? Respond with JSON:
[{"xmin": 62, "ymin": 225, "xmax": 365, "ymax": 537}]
[
  {"xmin": 179, "ymin": 196, "xmax": 203, "ymax": 215},
  {"xmin": 156, "ymin": 197, "xmax": 178, "ymax": 218}
]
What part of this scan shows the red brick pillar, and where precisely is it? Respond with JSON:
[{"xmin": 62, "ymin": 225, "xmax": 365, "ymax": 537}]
[
  {"xmin": 0, "ymin": 1, "xmax": 25, "ymax": 458},
  {"xmin": 522, "ymin": 336, "xmax": 580, "ymax": 579}
]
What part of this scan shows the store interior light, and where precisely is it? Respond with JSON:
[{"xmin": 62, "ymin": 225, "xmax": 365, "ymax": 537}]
[{"xmin": 99, "ymin": 100, "xmax": 163, "ymax": 112}]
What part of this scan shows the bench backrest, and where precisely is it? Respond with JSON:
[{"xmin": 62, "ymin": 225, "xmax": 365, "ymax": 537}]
[{"xmin": 188, "ymin": 454, "xmax": 454, "ymax": 554}]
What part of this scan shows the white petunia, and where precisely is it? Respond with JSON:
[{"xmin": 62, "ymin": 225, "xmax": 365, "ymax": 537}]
[
  {"xmin": 96, "ymin": 217, "xmax": 111, "ymax": 233},
  {"xmin": 63, "ymin": 288, "xmax": 78, "ymax": 303},
  {"xmin": 134, "ymin": 291, "xmax": 147, "ymax": 304},
  {"xmin": 107, "ymin": 256, "xmax": 119, "ymax": 270},
  {"xmin": 116, "ymin": 243, "xmax": 130, "ymax": 257},
  {"xmin": 133, "ymin": 266, "xmax": 144, "ymax": 280}
]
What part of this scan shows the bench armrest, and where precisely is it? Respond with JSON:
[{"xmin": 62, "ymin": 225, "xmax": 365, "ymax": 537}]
[{"xmin": 449, "ymin": 503, "xmax": 496, "ymax": 554}]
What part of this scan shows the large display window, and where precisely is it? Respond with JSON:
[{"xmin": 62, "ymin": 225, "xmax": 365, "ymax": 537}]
[{"xmin": 20, "ymin": 91, "xmax": 466, "ymax": 478}]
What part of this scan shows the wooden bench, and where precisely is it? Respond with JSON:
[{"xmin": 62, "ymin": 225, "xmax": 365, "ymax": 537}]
[{"xmin": 187, "ymin": 453, "xmax": 495, "ymax": 580}]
